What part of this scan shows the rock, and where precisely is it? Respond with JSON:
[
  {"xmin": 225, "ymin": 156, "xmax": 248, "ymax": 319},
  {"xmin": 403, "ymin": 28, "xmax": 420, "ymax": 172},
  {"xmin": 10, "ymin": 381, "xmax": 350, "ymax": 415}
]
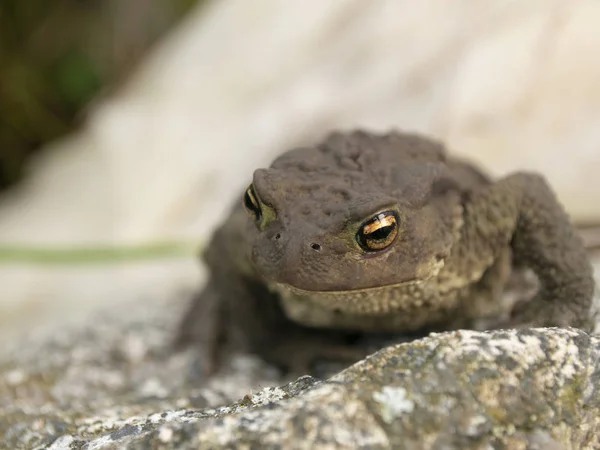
[{"xmin": 1, "ymin": 294, "xmax": 599, "ymax": 449}]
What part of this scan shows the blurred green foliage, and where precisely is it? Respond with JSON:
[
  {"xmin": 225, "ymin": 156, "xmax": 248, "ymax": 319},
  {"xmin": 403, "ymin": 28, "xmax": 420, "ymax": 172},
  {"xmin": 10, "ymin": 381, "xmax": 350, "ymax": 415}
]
[
  {"xmin": 0, "ymin": 0, "xmax": 201, "ymax": 189},
  {"xmin": 0, "ymin": 240, "xmax": 201, "ymax": 265}
]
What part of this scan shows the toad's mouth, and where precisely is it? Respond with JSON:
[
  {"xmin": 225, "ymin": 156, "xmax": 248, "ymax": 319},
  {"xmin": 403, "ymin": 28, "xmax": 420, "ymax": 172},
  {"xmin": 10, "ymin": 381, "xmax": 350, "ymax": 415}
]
[
  {"xmin": 268, "ymin": 276, "xmax": 439, "ymax": 319},
  {"xmin": 254, "ymin": 254, "xmax": 449, "ymax": 297},
  {"xmin": 263, "ymin": 256, "xmax": 448, "ymax": 295},
  {"xmin": 269, "ymin": 276, "xmax": 423, "ymax": 296}
]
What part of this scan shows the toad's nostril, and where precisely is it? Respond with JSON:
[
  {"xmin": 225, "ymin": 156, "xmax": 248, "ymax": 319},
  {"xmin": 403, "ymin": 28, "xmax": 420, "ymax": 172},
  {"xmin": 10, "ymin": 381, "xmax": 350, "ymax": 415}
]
[
  {"xmin": 310, "ymin": 243, "xmax": 321, "ymax": 251},
  {"xmin": 274, "ymin": 233, "xmax": 281, "ymax": 240}
]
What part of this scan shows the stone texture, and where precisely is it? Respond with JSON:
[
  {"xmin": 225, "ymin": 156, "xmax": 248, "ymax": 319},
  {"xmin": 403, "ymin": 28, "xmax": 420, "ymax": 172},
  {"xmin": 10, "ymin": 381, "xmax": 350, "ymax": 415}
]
[{"xmin": 2, "ymin": 289, "xmax": 600, "ymax": 449}]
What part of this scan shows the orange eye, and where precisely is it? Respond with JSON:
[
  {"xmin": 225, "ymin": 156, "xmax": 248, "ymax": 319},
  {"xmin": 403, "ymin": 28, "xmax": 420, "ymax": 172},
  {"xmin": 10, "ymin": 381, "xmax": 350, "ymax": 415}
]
[
  {"xmin": 243, "ymin": 184, "xmax": 262, "ymax": 221},
  {"xmin": 357, "ymin": 211, "xmax": 398, "ymax": 251}
]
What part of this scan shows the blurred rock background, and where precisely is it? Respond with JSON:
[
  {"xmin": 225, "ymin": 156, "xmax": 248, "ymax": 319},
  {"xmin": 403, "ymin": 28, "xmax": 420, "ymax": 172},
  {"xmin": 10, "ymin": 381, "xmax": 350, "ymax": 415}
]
[{"xmin": 1, "ymin": 0, "xmax": 599, "ymax": 338}]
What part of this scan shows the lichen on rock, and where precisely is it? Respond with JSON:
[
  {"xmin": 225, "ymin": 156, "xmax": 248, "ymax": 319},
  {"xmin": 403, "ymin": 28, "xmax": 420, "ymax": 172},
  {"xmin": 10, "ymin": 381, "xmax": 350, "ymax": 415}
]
[{"xmin": 1, "ymin": 295, "xmax": 599, "ymax": 449}]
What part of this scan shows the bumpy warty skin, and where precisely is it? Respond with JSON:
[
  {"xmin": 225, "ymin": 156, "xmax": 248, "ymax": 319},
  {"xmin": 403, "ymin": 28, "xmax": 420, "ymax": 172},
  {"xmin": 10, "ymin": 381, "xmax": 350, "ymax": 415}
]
[{"xmin": 176, "ymin": 130, "xmax": 596, "ymax": 374}]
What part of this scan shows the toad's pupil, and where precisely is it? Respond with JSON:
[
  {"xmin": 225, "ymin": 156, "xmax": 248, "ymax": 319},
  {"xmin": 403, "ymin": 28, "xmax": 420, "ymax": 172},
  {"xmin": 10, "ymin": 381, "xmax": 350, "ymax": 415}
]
[
  {"xmin": 356, "ymin": 210, "xmax": 399, "ymax": 251},
  {"xmin": 244, "ymin": 191, "xmax": 255, "ymax": 210},
  {"xmin": 367, "ymin": 225, "xmax": 393, "ymax": 240},
  {"xmin": 244, "ymin": 186, "xmax": 262, "ymax": 220}
]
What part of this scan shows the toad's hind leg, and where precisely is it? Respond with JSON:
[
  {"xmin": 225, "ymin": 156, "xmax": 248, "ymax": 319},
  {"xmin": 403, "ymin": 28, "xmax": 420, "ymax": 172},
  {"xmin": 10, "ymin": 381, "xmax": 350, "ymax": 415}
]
[{"xmin": 462, "ymin": 172, "xmax": 596, "ymax": 331}]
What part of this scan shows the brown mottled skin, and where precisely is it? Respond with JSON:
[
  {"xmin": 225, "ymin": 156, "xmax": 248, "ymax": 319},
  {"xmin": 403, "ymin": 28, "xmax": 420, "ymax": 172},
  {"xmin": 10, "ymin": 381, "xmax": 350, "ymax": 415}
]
[{"xmin": 176, "ymin": 130, "xmax": 596, "ymax": 375}]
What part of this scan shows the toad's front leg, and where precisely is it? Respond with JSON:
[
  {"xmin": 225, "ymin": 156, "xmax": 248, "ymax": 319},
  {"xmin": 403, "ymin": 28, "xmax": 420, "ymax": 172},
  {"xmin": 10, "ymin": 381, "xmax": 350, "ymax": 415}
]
[
  {"xmin": 463, "ymin": 172, "xmax": 596, "ymax": 331},
  {"xmin": 176, "ymin": 272, "xmax": 373, "ymax": 377}
]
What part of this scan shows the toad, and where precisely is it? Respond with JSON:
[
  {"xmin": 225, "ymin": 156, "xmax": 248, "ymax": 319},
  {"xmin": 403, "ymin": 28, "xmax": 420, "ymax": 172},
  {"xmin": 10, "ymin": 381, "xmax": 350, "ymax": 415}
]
[{"xmin": 176, "ymin": 130, "xmax": 596, "ymax": 375}]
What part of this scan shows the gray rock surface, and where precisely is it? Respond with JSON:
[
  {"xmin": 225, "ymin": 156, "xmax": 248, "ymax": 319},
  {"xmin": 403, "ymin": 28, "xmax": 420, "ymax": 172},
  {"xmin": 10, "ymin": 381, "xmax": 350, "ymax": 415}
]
[{"xmin": 2, "ymin": 291, "xmax": 600, "ymax": 449}]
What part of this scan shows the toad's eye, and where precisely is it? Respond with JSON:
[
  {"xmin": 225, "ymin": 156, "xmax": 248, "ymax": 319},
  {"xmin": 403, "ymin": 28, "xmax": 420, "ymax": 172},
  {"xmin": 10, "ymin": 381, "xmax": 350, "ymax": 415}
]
[
  {"xmin": 243, "ymin": 184, "xmax": 262, "ymax": 221},
  {"xmin": 357, "ymin": 211, "xmax": 399, "ymax": 251}
]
